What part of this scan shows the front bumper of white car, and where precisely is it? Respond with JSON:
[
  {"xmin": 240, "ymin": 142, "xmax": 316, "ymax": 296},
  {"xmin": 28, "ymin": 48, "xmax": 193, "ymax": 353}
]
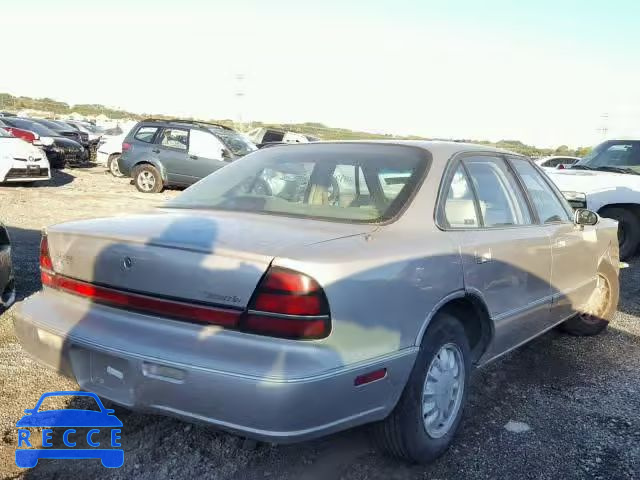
[{"xmin": 1, "ymin": 159, "xmax": 51, "ymax": 182}]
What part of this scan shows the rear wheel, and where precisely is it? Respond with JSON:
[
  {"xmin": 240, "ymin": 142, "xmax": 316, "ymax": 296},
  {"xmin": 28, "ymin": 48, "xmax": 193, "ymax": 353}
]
[
  {"xmin": 108, "ymin": 154, "xmax": 123, "ymax": 177},
  {"xmin": 373, "ymin": 312, "xmax": 470, "ymax": 463},
  {"xmin": 561, "ymin": 263, "xmax": 619, "ymax": 336},
  {"xmin": 134, "ymin": 164, "xmax": 163, "ymax": 193},
  {"xmin": 599, "ymin": 207, "xmax": 640, "ymax": 260}
]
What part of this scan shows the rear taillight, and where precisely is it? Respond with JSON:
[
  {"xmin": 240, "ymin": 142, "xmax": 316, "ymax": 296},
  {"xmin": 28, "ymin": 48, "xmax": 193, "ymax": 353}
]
[
  {"xmin": 122, "ymin": 142, "xmax": 131, "ymax": 152},
  {"xmin": 244, "ymin": 267, "xmax": 330, "ymax": 340},
  {"xmin": 40, "ymin": 235, "xmax": 53, "ymax": 272}
]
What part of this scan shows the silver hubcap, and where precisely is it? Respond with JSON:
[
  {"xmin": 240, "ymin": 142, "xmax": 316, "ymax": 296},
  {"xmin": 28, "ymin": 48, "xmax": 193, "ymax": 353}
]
[
  {"xmin": 422, "ymin": 343, "xmax": 465, "ymax": 438},
  {"xmin": 137, "ymin": 171, "xmax": 156, "ymax": 191},
  {"xmin": 110, "ymin": 157, "xmax": 121, "ymax": 176}
]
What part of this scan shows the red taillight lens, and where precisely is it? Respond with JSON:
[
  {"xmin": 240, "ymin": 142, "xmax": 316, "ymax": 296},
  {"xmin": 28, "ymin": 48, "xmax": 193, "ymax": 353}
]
[
  {"xmin": 245, "ymin": 267, "xmax": 330, "ymax": 339},
  {"xmin": 122, "ymin": 142, "xmax": 131, "ymax": 152},
  {"xmin": 42, "ymin": 272, "xmax": 241, "ymax": 327},
  {"xmin": 40, "ymin": 235, "xmax": 53, "ymax": 272}
]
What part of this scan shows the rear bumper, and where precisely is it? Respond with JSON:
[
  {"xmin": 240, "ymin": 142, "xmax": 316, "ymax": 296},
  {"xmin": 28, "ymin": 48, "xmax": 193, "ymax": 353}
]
[{"xmin": 14, "ymin": 291, "xmax": 415, "ymax": 443}]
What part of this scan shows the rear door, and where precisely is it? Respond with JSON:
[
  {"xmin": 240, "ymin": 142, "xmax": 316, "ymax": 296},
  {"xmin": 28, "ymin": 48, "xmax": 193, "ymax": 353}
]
[
  {"xmin": 509, "ymin": 157, "xmax": 598, "ymax": 322},
  {"xmin": 187, "ymin": 129, "xmax": 228, "ymax": 180},
  {"xmin": 156, "ymin": 127, "xmax": 190, "ymax": 185},
  {"xmin": 441, "ymin": 154, "xmax": 553, "ymax": 361}
]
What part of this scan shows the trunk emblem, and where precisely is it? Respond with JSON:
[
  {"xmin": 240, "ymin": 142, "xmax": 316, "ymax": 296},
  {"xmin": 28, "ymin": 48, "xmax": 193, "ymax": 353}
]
[{"xmin": 122, "ymin": 257, "xmax": 133, "ymax": 270}]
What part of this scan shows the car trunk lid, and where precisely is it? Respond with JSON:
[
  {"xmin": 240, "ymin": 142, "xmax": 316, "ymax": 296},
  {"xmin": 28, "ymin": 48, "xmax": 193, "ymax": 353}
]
[{"xmin": 45, "ymin": 209, "xmax": 374, "ymax": 309}]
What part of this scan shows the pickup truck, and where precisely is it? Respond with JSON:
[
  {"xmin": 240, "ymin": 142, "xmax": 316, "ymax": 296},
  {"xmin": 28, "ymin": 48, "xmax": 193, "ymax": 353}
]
[{"xmin": 547, "ymin": 139, "xmax": 640, "ymax": 259}]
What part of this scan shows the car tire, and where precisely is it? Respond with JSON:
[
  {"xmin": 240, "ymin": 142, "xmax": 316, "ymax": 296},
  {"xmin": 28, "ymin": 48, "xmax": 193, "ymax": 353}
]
[
  {"xmin": 108, "ymin": 154, "xmax": 124, "ymax": 177},
  {"xmin": 133, "ymin": 164, "xmax": 163, "ymax": 193},
  {"xmin": 599, "ymin": 207, "xmax": 640, "ymax": 260},
  {"xmin": 373, "ymin": 312, "xmax": 471, "ymax": 464},
  {"xmin": 560, "ymin": 262, "xmax": 619, "ymax": 336}
]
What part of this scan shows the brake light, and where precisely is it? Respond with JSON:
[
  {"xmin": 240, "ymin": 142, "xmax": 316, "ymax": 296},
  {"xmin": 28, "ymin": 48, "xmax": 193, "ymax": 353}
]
[
  {"xmin": 244, "ymin": 267, "xmax": 330, "ymax": 339},
  {"xmin": 122, "ymin": 142, "xmax": 131, "ymax": 152},
  {"xmin": 39, "ymin": 235, "xmax": 53, "ymax": 272}
]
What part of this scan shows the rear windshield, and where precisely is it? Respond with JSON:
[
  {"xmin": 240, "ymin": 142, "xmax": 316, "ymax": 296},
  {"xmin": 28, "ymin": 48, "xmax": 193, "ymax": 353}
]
[{"xmin": 166, "ymin": 143, "xmax": 428, "ymax": 223}]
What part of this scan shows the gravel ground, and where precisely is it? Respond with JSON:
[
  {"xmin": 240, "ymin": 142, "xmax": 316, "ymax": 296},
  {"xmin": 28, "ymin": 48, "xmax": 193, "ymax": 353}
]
[{"xmin": 0, "ymin": 167, "xmax": 639, "ymax": 480}]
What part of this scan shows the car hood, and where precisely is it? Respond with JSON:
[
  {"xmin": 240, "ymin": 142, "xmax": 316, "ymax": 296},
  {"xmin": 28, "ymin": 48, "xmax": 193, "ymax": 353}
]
[
  {"xmin": 0, "ymin": 137, "xmax": 45, "ymax": 160},
  {"xmin": 547, "ymin": 169, "xmax": 640, "ymax": 193},
  {"xmin": 16, "ymin": 409, "xmax": 123, "ymax": 427},
  {"xmin": 52, "ymin": 137, "xmax": 83, "ymax": 149}
]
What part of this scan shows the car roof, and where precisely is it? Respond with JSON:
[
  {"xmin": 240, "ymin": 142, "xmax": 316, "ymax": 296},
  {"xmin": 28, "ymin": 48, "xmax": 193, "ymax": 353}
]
[
  {"xmin": 139, "ymin": 118, "xmax": 235, "ymax": 131},
  {"xmin": 274, "ymin": 140, "xmax": 524, "ymax": 159}
]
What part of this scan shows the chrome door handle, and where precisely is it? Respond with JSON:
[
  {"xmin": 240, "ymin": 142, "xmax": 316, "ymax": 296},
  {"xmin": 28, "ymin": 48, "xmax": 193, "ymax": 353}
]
[{"xmin": 475, "ymin": 250, "xmax": 492, "ymax": 264}]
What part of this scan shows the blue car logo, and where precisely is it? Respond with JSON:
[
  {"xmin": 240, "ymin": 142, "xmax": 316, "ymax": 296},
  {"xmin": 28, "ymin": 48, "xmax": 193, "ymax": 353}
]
[{"xmin": 15, "ymin": 391, "xmax": 123, "ymax": 468}]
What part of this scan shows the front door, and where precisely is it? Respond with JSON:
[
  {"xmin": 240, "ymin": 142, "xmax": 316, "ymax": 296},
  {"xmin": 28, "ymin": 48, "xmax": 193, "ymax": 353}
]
[
  {"xmin": 187, "ymin": 129, "xmax": 228, "ymax": 182},
  {"xmin": 156, "ymin": 127, "xmax": 190, "ymax": 185},
  {"xmin": 509, "ymin": 157, "xmax": 597, "ymax": 321},
  {"xmin": 442, "ymin": 155, "xmax": 553, "ymax": 362}
]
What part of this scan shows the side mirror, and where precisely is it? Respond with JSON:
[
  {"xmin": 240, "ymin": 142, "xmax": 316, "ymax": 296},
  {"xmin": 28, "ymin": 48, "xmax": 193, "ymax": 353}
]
[{"xmin": 574, "ymin": 208, "xmax": 598, "ymax": 226}]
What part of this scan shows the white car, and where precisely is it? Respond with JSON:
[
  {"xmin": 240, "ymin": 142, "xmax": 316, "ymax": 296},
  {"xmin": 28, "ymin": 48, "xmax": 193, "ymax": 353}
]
[
  {"xmin": 96, "ymin": 132, "xmax": 126, "ymax": 176},
  {"xmin": 0, "ymin": 128, "xmax": 51, "ymax": 183},
  {"xmin": 535, "ymin": 156, "xmax": 581, "ymax": 172},
  {"xmin": 546, "ymin": 139, "xmax": 640, "ymax": 259}
]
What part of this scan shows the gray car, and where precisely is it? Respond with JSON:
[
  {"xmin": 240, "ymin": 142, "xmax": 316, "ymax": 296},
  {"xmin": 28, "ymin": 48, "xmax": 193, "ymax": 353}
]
[
  {"xmin": 118, "ymin": 119, "xmax": 257, "ymax": 193},
  {"xmin": 14, "ymin": 142, "xmax": 619, "ymax": 463}
]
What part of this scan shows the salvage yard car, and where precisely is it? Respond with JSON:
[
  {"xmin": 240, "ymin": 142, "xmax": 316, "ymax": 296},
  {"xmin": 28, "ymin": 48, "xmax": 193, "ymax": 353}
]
[
  {"xmin": 14, "ymin": 142, "xmax": 619, "ymax": 464},
  {"xmin": 547, "ymin": 139, "xmax": 640, "ymax": 259},
  {"xmin": 118, "ymin": 119, "xmax": 257, "ymax": 192},
  {"xmin": 0, "ymin": 117, "xmax": 84, "ymax": 168},
  {"xmin": 0, "ymin": 127, "xmax": 51, "ymax": 183}
]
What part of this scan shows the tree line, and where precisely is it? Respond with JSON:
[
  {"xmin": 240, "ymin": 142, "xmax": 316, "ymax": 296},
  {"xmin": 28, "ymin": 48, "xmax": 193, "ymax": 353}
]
[{"xmin": 0, "ymin": 93, "xmax": 590, "ymax": 157}]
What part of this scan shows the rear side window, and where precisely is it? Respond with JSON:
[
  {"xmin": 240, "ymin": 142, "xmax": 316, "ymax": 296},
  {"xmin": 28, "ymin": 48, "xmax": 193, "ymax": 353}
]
[
  {"xmin": 443, "ymin": 165, "xmax": 479, "ymax": 228},
  {"xmin": 134, "ymin": 126, "xmax": 159, "ymax": 143},
  {"xmin": 160, "ymin": 128, "xmax": 188, "ymax": 150},
  {"xmin": 510, "ymin": 158, "xmax": 572, "ymax": 223},
  {"xmin": 166, "ymin": 143, "xmax": 429, "ymax": 223},
  {"xmin": 463, "ymin": 156, "xmax": 532, "ymax": 227}
]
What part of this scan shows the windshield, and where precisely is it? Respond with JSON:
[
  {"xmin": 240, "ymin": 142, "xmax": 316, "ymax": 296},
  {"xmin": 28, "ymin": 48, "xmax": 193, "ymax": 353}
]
[
  {"xmin": 574, "ymin": 140, "xmax": 640, "ymax": 173},
  {"xmin": 4, "ymin": 118, "xmax": 58, "ymax": 137},
  {"xmin": 212, "ymin": 129, "xmax": 257, "ymax": 156},
  {"xmin": 166, "ymin": 143, "xmax": 428, "ymax": 223}
]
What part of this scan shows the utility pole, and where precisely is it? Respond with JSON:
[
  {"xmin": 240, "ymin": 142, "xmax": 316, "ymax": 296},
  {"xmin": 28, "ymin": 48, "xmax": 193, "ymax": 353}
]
[
  {"xmin": 235, "ymin": 73, "xmax": 245, "ymax": 127},
  {"xmin": 597, "ymin": 113, "xmax": 609, "ymax": 138}
]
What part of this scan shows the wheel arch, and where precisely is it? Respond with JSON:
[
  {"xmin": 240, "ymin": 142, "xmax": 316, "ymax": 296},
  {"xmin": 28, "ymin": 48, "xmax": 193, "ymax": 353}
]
[
  {"xmin": 133, "ymin": 159, "xmax": 167, "ymax": 182},
  {"xmin": 415, "ymin": 290, "xmax": 493, "ymax": 365}
]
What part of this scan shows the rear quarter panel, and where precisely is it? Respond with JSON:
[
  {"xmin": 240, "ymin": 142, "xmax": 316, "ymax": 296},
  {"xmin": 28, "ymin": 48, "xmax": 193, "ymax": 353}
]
[{"xmin": 275, "ymin": 226, "xmax": 463, "ymax": 366}]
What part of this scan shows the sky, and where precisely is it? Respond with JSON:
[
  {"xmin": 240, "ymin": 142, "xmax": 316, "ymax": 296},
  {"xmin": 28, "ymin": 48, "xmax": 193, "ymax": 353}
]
[{"xmin": 2, "ymin": 0, "xmax": 640, "ymax": 148}]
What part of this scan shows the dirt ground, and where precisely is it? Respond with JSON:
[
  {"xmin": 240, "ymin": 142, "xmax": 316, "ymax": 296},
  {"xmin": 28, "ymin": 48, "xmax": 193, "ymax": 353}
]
[{"xmin": 0, "ymin": 167, "xmax": 639, "ymax": 480}]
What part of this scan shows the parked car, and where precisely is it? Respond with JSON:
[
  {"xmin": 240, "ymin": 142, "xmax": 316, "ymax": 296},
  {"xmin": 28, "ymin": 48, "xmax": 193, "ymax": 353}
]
[
  {"xmin": 0, "ymin": 222, "xmax": 14, "ymax": 309},
  {"xmin": 15, "ymin": 142, "xmax": 619, "ymax": 464},
  {"xmin": 28, "ymin": 118, "xmax": 90, "ymax": 160},
  {"xmin": 0, "ymin": 127, "xmax": 51, "ymax": 183},
  {"xmin": 118, "ymin": 119, "xmax": 257, "ymax": 193},
  {"xmin": 535, "ymin": 155, "xmax": 581, "ymax": 171},
  {"xmin": 96, "ymin": 132, "xmax": 126, "ymax": 176},
  {"xmin": 247, "ymin": 127, "xmax": 320, "ymax": 148},
  {"xmin": 0, "ymin": 117, "xmax": 84, "ymax": 168},
  {"xmin": 547, "ymin": 139, "xmax": 640, "ymax": 259},
  {"xmin": 64, "ymin": 120, "xmax": 105, "ymax": 153}
]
